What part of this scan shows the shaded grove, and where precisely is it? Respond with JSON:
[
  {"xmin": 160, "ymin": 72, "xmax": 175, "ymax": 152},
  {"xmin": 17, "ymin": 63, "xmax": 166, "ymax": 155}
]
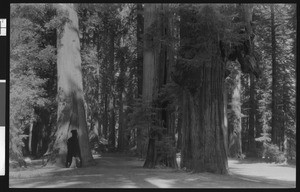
[{"xmin": 9, "ymin": 3, "xmax": 296, "ymax": 173}]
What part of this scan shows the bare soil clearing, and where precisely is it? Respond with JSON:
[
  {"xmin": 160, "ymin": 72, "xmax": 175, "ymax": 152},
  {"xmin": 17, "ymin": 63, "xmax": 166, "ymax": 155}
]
[{"xmin": 9, "ymin": 153, "xmax": 295, "ymax": 188}]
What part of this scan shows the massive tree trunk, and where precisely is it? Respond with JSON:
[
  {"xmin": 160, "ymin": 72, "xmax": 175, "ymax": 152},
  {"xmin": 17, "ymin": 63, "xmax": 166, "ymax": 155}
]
[
  {"xmin": 228, "ymin": 69, "xmax": 243, "ymax": 158},
  {"xmin": 51, "ymin": 4, "xmax": 94, "ymax": 167},
  {"xmin": 142, "ymin": 3, "xmax": 159, "ymax": 168},
  {"xmin": 143, "ymin": 4, "xmax": 177, "ymax": 168},
  {"xmin": 160, "ymin": 4, "xmax": 178, "ymax": 168},
  {"xmin": 178, "ymin": 5, "xmax": 228, "ymax": 174}
]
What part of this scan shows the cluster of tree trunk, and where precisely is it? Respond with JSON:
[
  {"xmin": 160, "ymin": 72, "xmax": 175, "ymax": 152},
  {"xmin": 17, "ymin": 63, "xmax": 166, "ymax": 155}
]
[{"xmin": 40, "ymin": 3, "xmax": 291, "ymax": 172}]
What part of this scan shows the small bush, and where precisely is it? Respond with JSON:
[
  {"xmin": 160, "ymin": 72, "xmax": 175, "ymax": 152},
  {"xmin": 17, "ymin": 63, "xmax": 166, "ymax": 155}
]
[{"xmin": 261, "ymin": 143, "xmax": 286, "ymax": 163}]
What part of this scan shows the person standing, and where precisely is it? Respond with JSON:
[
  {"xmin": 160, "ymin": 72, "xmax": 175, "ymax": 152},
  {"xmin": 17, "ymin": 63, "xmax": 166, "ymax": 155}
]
[{"xmin": 66, "ymin": 130, "xmax": 82, "ymax": 168}]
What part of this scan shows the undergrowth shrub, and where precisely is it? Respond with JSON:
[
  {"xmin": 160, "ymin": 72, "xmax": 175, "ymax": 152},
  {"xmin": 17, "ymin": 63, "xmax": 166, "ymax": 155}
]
[{"xmin": 261, "ymin": 143, "xmax": 286, "ymax": 163}]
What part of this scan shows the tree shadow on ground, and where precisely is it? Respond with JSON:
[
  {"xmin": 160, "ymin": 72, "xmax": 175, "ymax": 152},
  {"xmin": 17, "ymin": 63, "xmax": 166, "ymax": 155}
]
[{"xmin": 9, "ymin": 154, "xmax": 295, "ymax": 188}]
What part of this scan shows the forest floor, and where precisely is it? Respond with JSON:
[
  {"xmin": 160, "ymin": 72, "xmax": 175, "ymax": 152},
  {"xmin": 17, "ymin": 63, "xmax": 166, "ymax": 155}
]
[{"xmin": 9, "ymin": 153, "xmax": 296, "ymax": 188}]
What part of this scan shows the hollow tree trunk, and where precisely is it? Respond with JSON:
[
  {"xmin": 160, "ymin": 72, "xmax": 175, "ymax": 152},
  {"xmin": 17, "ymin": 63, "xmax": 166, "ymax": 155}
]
[{"xmin": 51, "ymin": 4, "xmax": 94, "ymax": 167}]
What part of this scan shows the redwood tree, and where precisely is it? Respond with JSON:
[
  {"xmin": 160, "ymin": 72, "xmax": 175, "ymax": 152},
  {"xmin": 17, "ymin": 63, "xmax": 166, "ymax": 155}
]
[
  {"xmin": 175, "ymin": 5, "xmax": 228, "ymax": 174},
  {"xmin": 50, "ymin": 4, "xmax": 94, "ymax": 167}
]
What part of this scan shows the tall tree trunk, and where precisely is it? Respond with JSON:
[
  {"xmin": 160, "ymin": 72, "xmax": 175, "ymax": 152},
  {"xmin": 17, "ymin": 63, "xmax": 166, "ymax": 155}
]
[
  {"xmin": 271, "ymin": 4, "xmax": 278, "ymax": 146},
  {"xmin": 160, "ymin": 4, "xmax": 177, "ymax": 168},
  {"xmin": 143, "ymin": 4, "xmax": 177, "ymax": 168},
  {"xmin": 282, "ymin": 75, "xmax": 288, "ymax": 154},
  {"xmin": 118, "ymin": 92, "xmax": 124, "ymax": 151},
  {"xmin": 143, "ymin": 3, "xmax": 160, "ymax": 168},
  {"xmin": 136, "ymin": 3, "xmax": 146, "ymax": 159},
  {"xmin": 176, "ymin": 110, "xmax": 182, "ymax": 152},
  {"xmin": 179, "ymin": 5, "xmax": 228, "ymax": 174},
  {"xmin": 141, "ymin": 4, "xmax": 160, "ymax": 164},
  {"xmin": 223, "ymin": 81, "xmax": 228, "ymax": 157},
  {"xmin": 108, "ymin": 97, "xmax": 115, "ymax": 150},
  {"xmin": 248, "ymin": 73, "xmax": 256, "ymax": 156},
  {"xmin": 108, "ymin": 32, "xmax": 116, "ymax": 150},
  {"xmin": 28, "ymin": 121, "xmax": 34, "ymax": 155},
  {"xmin": 96, "ymin": 34, "xmax": 102, "ymax": 139},
  {"xmin": 117, "ymin": 47, "xmax": 126, "ymax": 151},
  {"xmin": 228, "ymin": 69, "xmax": 242, "ymax": 158},
  {"xmin": 136, "ymin": 3, "xmax": 144, "ymax": 97},
  {"xmin": 103, "ymin": 94, "xmax": 108, "ymax": 139},
  {"xmin": 51, "ymin": 4, "xmax": 94, "ymax": 167}
]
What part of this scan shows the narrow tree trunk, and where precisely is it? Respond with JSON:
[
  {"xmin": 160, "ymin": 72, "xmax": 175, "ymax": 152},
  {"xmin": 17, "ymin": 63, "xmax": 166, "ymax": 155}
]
[
  {"xmin": 108, "ymin": 31, "xmax": 116, "ymax": 150},
  {"xmin": 117, "ymin": 48, "xmax": 126, "ymax": 151},
  {"xmin": 223, "ymin": 81, "xmax": 228, "ymax": 157},
  {"xmin": 248, "ymin": 73, "xmax": 256, "ymax": 156},
  {"xmin": 28, "ymin": 121, "xmax": 34, "ymax": 155},
  {"xmin": 118, "ymin": 92, "xmax": 124, "ymax": 151},
  {"xmin": 108, "ymin": 97, "xmax": 115, "ymax": 150},
  {"xmin": 228, "ymin": 70, "xmax": 242, "ymax": 158},
  {"xmin": 271, "ymin": 4, "xmax": 278, "ymax": 146},
  {"xmin": 136, "ymin": 3, "xmax": 144, "ymax": 97},
  {"xmin": 103, "ymin": 95, "xmax": 108, "ymax": 139},
  {"xmin": 51, "ymin": 4, "xmax": 94, "ymax": 167},
  {"xmin": 176, "ymin": 111, "xmax": 182, "ymax": 152},
  {"xmin": 136, "ymin": 4, "xmax": 145, "ymax": 157}
]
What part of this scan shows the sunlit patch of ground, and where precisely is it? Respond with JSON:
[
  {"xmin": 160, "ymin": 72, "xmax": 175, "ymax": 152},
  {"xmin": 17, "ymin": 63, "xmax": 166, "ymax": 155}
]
[
  {"xmin": 9, "ymin": 154, "xmax": 295, "ymax": 188},
  {"xmin": 228, "ymin": 158, "xmax": 296, "ymax": 185}
]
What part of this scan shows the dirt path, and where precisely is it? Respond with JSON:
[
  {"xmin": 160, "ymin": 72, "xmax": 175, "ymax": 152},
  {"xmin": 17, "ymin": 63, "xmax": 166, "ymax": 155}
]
[{"xmin": 9, "ymin": 154, "xmax": 295, "ymax": 188}]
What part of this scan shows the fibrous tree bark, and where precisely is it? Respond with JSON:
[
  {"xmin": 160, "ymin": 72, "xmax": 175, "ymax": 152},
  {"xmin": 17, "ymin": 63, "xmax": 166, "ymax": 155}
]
[
  {"xmin": 239, "ymin": 3, "xmax": 258, "ymax": 156},
  {"xmin": 142, "ymin": 3, "xmax": 159, "ymax": 168},
  {"xmin": 143, "ymin": 4, "xmax": 178, "ymax": 168},
  {"xmin": 136, "ymin": 3, "xmax": 146, "ymax": 158},
  {"xmin": 175, "ymin": 5, "xmax": 228, "ymax": 174},
  {"xmin": 50, "ymin": 3, "xmax": 94, "ymax": 167}
]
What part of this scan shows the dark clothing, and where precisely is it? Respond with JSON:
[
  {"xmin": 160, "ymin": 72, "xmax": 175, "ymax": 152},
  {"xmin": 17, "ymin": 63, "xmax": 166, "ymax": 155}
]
[{"xmin": 66, "ymin": 136, "xmax": 82, "ymax": 168}]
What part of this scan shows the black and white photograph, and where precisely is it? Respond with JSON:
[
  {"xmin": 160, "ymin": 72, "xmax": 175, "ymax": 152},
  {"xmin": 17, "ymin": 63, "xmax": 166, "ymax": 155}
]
[{"xmin": 8, "ymin": 3, "xmax": 296, "ymax": 188}]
